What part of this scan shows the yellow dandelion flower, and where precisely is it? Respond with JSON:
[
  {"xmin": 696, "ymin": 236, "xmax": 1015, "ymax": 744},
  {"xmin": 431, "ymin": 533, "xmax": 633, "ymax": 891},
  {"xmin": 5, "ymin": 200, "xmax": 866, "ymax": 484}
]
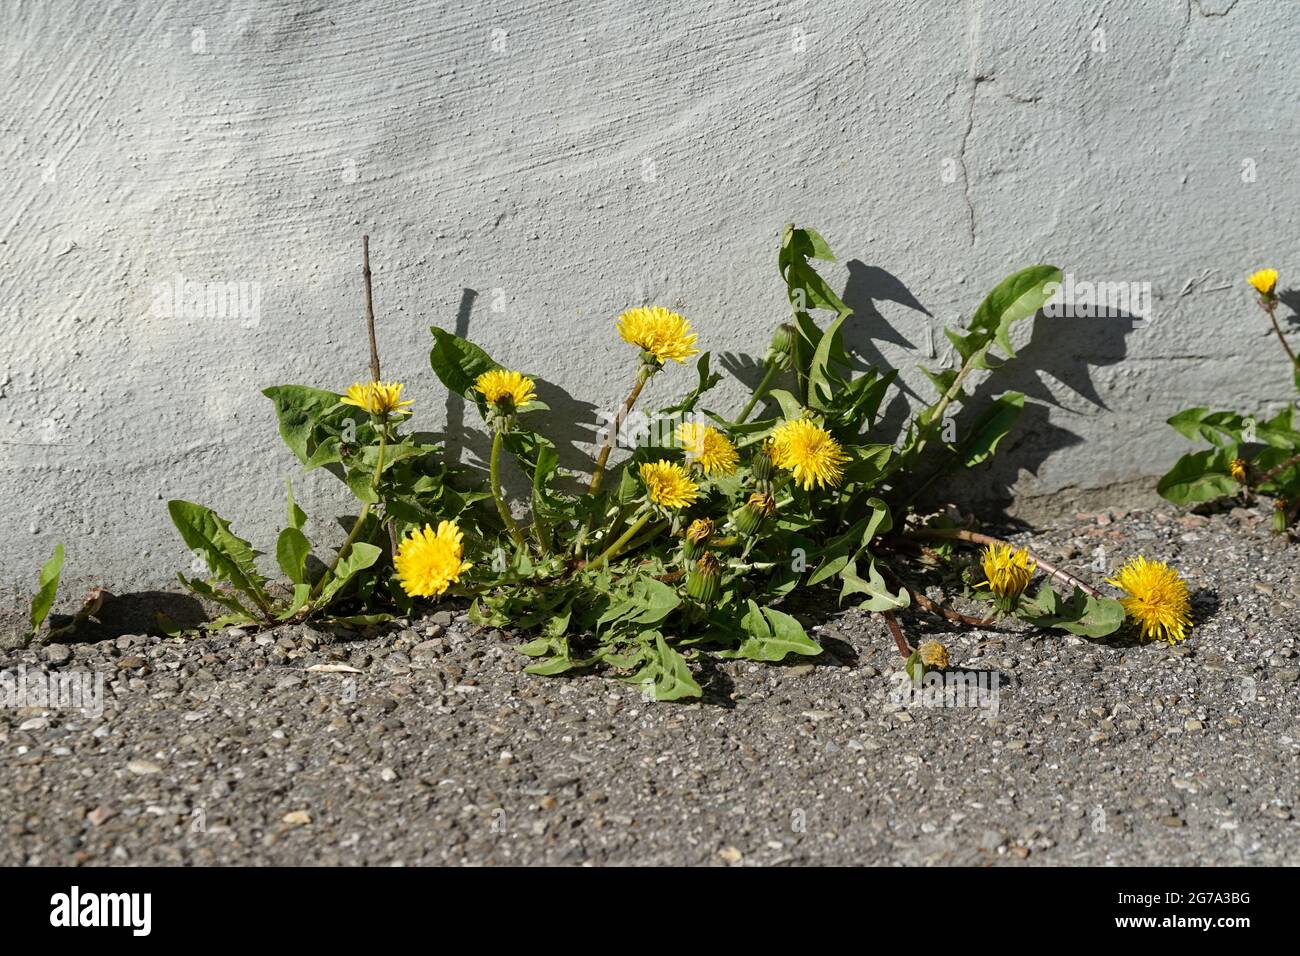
[
  {"xmin": 918, "ymin": 640, "xmax": 949, "ymax": 669},
  {"xmin": 1107, "ymin": 556, "xmax": 1193, "ymax": 645},
  {"xmin": 616, "ymin": 306, "xmax": 699, "ymax": 364},
  {"xmin": 768, "ymin": 418, "xmax": 849, "ymax": 490},
  {"xmin": 394, "ymin": 521, "xmax": 467, "ymax": 598},
  {"xmin": 1229, "ymin": 458, "xmax": 1248, "ymax": 483},
  {"xmin": 1247, "ymin": 268, "xmax": 1278, "ymax": 297},
  {"xmin": 638, "ymin": 459, "xmax": 699, "ymax": 510},
  {"xmin": 474, "ymin": 368, "xmax": 537, "ymax": 408},
  {"xmin": 340, "ymin": 381, "xmax": 413, "ymax": 416},
  {"xmin": 980, "ymin": 542, "xmax": 1036, "ymax": 599},
  {"xmin": 676, "ymin": 422, "xmax": 739, "ymax": 475}
]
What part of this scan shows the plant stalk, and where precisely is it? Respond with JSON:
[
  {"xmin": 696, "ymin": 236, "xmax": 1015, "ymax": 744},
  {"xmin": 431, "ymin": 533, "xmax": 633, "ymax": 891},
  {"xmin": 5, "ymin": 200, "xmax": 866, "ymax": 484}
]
[
  {"xmin": 1256, "ymin": 452, "xmax": 1300, "ymax": 487},
  {"xmin": 589, "ymin": 366, "xmax": 653, "ymax": 495},
  {"xmin": 490, "ymin": 429, "xmax": 527, "ymax": 550},
  {"xmin": 736, "ymin": 360, "xmax": 782, "ymax": 424},
  {"xmin": 359, "ymin": 236, "xmax": 400, "ymax": 557},
  {"xmin": 362, "ymin": 235, "xmax": 381, "ymax": 381},
  {"xmin": 880, "ymin": 564, "xmax": 994, "ymax": 627},
  {"xmin": 1263, "ymin": 298, "xmax": 1298, "ymax": 366},
  {"xmin": 883, "ymin": 610, "xmax": 910, "ymax": 659},
  {"xmin": 904, "ymin": 526, "xmax": 1104, "ymax": 598},
  {"xmin": 586, "ymin": 511, "xmax": 653, "ymax": 572}
]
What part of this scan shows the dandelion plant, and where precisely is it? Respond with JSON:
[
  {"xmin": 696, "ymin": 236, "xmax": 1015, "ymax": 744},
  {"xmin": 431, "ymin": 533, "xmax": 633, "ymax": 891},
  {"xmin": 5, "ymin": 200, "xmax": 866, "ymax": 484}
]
[{"xmin": 147, "ymin": 226, "xmax": 1195, "ymax": 691}]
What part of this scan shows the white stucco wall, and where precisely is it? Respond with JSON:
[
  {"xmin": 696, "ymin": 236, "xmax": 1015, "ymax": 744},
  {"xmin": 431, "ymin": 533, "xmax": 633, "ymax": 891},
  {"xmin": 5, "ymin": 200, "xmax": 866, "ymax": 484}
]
[{"xmin": 2, "ymin": 0, "xmax": 1297, "ymax": 596}]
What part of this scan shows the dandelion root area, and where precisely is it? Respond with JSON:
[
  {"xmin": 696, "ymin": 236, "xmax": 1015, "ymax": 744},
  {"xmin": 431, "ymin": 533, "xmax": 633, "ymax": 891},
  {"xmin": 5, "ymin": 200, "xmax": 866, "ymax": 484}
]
[{"xmin": 1, "ymin": 507, "xmax": 1296, "ymax": 865}]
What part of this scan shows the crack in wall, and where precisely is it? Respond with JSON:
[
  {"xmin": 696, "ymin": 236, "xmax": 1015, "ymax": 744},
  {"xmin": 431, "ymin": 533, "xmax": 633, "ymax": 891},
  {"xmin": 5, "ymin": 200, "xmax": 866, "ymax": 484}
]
[{"xmin": 957, "ymin": 0, "xmax": 987, "ymax": 247}]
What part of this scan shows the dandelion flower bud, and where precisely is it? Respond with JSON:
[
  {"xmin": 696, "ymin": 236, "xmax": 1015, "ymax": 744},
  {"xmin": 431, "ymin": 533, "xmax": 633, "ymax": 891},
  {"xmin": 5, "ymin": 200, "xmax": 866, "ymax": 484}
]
[
  {"xmin": 733, "ymin": 491, "xmax": 776, "ymax": 537},
  {"xmin": 1229, "ymin": 458, "xmax": 1247, "ymax": 483},
  {"xmin": 1273, "ymin": 497, "xmax": 1290, "ymax": 534},
  {"xmin": 751, "ymin": 441, "xmax": 776, "ymax": 483},
  {"xmin": 764, "ymin": 322, "xmax": 797, "ymax": 369},
  {"xmin": 686, "ymin": 552, "xmax": 722, "ymax": 606}
]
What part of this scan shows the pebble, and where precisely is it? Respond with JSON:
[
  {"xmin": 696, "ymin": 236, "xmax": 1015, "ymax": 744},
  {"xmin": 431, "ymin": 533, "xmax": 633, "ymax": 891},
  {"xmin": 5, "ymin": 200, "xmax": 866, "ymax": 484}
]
[
  {"xmin": 126, "ymin": 759, "xmax": 162, "ymax": 775},
  {"xmin": 45, "ymin": 644, "xmax": 72, "ymax": 664}
]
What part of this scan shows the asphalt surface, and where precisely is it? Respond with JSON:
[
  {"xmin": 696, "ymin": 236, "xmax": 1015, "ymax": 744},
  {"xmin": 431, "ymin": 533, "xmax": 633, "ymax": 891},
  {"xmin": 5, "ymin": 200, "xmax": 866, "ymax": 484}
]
[{"xmin": 1, "ymin": 503, "xmax": 1297, "ymax": 865}]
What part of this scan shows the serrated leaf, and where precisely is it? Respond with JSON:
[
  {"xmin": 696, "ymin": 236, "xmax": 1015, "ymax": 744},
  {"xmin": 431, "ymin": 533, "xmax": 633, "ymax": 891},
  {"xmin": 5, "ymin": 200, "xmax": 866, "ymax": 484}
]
[
  {"xmin": 285, "ymin": 478, "xmax": 307, "ymax": 530},
  {"xmin": 262, "ymin": 385, "xmax": 345, "ymax": 464},
  {"xmin": 1021, "ymin": 583, "xmax": 1125, "ymax": 638},
  {"xmin": 719, "ymin": 600, "xmax": 823, "ymax": 661},
  {"xmin": 808, "ymin": 498, "xmax": 891, "ymax": 585},
  {"xmin": 839, "ymin": 556, "xmax": 910, "ymax": 611},
  {"xmin": 661, "ymin": 352, "xmax": 722, "ymax": 415},
  {"xmin": 313, "ymin": 542, "xmax": 383, "ymax": 608},
  {"xmin": 967, "ymin": 264, "xmax": 1062, "ymax": 358},
  {"xmin": 921, "ymin": 366, "xmax": 959, "ymax": 397},
  {"xmin": 625, "ymin": 632, "xmax": 702, "ymax": 701},
  {"xmin": 959, "ymin": 392, "xmax": 1025, "ymax": 466},
  {"xmin": 168, "ymin": 500, "xmax": 271, "ymax": 612},
  {"xmin": 807, "ymin": 310, "xmax": 853, "ymax": 410}
]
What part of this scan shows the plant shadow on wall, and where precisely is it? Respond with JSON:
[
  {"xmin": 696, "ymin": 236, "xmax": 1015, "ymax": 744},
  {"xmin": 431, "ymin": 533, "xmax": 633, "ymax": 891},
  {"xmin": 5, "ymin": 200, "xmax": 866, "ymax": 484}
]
[
  {"xmin": 940, "ymin": 307, "xmax": 1144, "ymax": 514},
  {"xmin": 723, "ymin": 255, "xmax": 1142, "ymax": 520},
  {"xmin": 438, "ymin": 287, "xmax": 601, "ymax": 500},
  {"xmin": 20, "ymin": 227, "xmax": 1200, "ymax": 703}
]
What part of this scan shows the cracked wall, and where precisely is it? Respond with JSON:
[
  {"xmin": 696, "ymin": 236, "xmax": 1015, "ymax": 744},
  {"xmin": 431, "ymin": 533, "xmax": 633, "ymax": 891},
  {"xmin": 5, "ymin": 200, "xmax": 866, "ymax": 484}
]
[{"xmin": 1, "ymin": 0, "xmax": 1297, "ymax": 594}]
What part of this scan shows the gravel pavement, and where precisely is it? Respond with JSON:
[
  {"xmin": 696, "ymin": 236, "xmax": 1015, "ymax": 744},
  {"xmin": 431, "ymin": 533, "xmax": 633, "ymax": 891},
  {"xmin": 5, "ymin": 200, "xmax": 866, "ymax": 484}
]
[{"xmin": 2, "ymin": 504, "xmax": 1297, "ymax": 866}]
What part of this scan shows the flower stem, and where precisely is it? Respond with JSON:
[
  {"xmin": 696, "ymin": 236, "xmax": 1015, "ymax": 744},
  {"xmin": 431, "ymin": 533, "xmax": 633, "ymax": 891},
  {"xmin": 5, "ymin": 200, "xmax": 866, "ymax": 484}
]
[
  {"xmin": 879, "ymin": 563, "xmax": 994, "ymax": 627},
  {"xmin": 1263, "ymin": 298, "xmax": 1298, "ymax": 366},
  {"xmin": 589, "ymin": 366, "xmax": 653, "ymax": 495},
  {"xmin": 586, "ymin": 512, "xmax": 652, "ymax": 572},
  {"xmin": 622, "ymin": 520, "xmax": 667, "ymax": 554},
  {"xmin": 1255, "ymin": 452, "xmax": 1300, "ymax": 488},
  {"xmin": 904, "ymin": 526, "xmax": 1104, "ymax": 598},
  {"xmin": 736, "ymin": 360, "xmax": 782, "ymax": 424},
  {"xmin": 490, "ymin": 429, "xmax": 527, "ymax": 550},
  {"xmin": 883, "ymin": 611, "xmax": 911, "ymax": 659}
]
